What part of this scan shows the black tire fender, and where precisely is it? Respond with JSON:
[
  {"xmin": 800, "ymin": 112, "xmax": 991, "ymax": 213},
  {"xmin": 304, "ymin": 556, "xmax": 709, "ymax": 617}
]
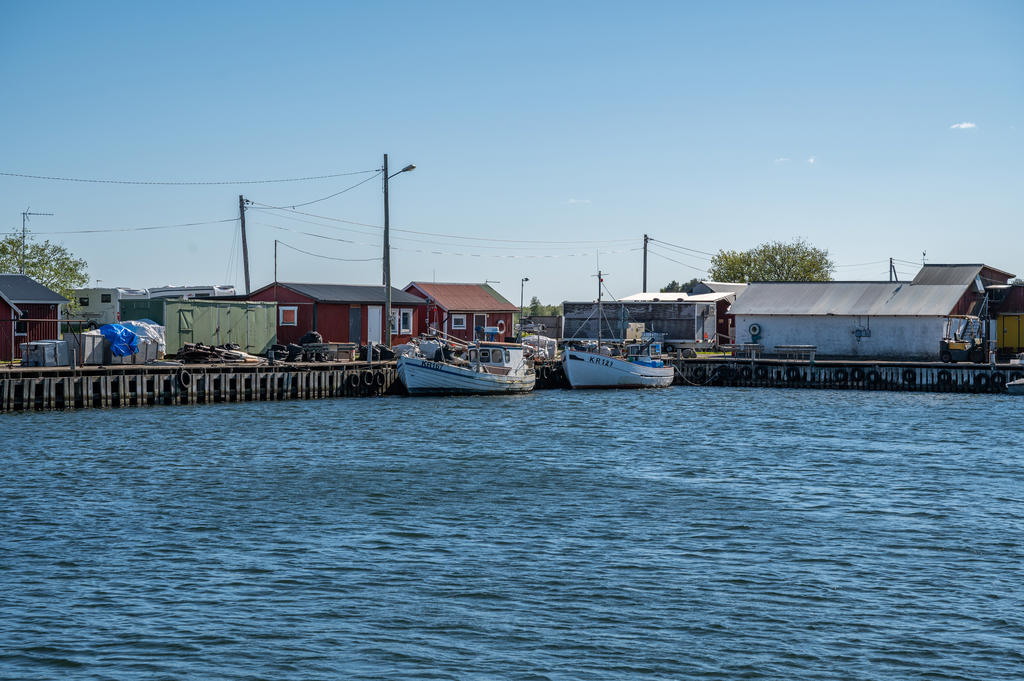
[{"xmin": 177, "ymin": 368, "xmax": 192, "ymax": 389}]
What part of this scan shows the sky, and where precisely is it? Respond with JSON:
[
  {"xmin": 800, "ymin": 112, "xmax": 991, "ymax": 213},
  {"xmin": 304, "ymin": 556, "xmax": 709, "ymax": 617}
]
[{"xmin": 1, "ymin": 1, "xmax": 1021, "ymax": 303}]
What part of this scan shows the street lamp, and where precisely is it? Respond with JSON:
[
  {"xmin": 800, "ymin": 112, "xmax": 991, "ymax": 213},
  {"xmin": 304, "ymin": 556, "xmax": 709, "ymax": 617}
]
[
  {"xmin": 382, "ymin": 154, "xmax": 415, "ymax": 348},
  {"xmin": 519, "ymin": 277, "xmax": 529, "ymax": 340}
]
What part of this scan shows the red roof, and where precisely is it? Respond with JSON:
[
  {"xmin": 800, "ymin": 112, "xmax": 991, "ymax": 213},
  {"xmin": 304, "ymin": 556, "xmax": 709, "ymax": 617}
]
[{"xmin": 405, "ymin": 282, "xmax": 519, "ymax": 312}]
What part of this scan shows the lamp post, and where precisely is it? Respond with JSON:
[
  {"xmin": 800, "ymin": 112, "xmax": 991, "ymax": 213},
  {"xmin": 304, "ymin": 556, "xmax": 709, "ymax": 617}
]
[
  {"xmin": 519, "ymin": 277, "xmax": 529, "ymax": 340},
  {"xmin": 382, "ymin": 154, "xmax": 415, "ymax": 348}
]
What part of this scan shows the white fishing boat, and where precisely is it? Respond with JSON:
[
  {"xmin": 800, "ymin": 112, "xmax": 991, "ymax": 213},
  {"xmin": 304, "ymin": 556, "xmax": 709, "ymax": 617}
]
[
  {"xmin": 561, "ymin": 270, "xmax": 675, "ymax": 389},
  {"xmin": 563, "ymin": 338, "xmax": 675, "ymax": 389},
  {"xmin": 1007, "ymin": 378, "xmax": 1024, "ymax": 395},
  {"xmin": 397, "ymin": 340, "xmax": 536, "ymax": 395}
]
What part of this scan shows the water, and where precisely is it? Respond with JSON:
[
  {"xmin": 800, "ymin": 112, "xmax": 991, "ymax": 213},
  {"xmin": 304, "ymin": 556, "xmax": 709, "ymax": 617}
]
[{"xmin": 2, "ymin": 388, "xmax": 1023, "ymax": 680}]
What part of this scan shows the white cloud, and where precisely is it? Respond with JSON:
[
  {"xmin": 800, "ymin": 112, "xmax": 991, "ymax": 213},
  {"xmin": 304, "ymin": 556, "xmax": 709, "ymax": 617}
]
[
  {"xmin": 950, "ymin": 122, "xmax": 977, "ymax": 129},
  {"xmin": 807, "ymin": 156, "xmax": 816, "ymax": 164},
  {"xmin": 567, "ymin": 198, "xmax": 591, "ymax": 205},
  {"xmin": 774, "ymin": 157, "xmax": 791, "ymax": 164}
]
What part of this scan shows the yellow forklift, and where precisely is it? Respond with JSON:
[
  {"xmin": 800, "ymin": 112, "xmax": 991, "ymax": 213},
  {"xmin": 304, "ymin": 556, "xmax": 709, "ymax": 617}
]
[{"xmin": 940, "ymin": 315, "xmax": 986, "ymax": 363}]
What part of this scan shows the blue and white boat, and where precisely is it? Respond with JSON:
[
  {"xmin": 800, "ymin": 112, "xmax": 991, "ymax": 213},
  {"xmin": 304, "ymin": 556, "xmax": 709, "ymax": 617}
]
[
  {"xmin": 562, "ymin": 335, "xmax": 675, "ymax": 389},
  {"xmin": 397, "ymin": 341, "xmax": 536, "ymax": 395}
]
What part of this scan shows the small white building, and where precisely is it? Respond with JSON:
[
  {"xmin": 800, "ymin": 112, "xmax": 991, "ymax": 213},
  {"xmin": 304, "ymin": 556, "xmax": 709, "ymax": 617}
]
[{"xmin": 730, "ymin": 281, "xmax": 968, "ymax": 360}]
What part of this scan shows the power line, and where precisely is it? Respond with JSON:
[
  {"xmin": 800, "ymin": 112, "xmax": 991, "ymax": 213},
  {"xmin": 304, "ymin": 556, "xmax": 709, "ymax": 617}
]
[
  {"xmin": 276, "ymin": 240, "xmax": 381, "ymax": 262},
  {"xmin": 835, "ymin": 260, "xmax": 887, "ymax": 268},
  {"xmin": 255, "ymin": 205, "xmax": 637, "ymax": 245},
  {"xmin": 646, "ymin": 248, "xmax": 707, "ymax": 273},
  {"xmin": 0, "ymin": 169, "xmax": 378, "ymax": 185},
  {"xmin": 647, "ymin": 237, "xmax": 717, "ymax": 258},
  {"xmin": 246, "ymin": 171, "xmax": 382, "ymax": 210},
  {"xmin": 29, "ymin": 218, "xmax": 237, "ymax": 233}
]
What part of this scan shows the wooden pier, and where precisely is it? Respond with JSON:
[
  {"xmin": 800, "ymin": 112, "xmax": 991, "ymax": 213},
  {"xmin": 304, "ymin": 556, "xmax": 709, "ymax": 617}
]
[
  {"xmin": 670, "ymin": 357, "xmax": 1022, "ymax": 393},
  {"xmin": 532, "ymin": 357, "xmax": 1023, "ymax": 393},
  {"xmin": 3, "ymin": 356, "xmax": 1020, "ymax": 412},
  {"xmin": 0, "ymin": 361, "xmax": 398, "ymax": 412}
]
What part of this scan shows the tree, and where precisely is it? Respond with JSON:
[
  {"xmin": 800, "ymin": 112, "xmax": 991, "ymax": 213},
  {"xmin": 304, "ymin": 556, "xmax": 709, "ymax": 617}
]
[
  {"xmin": 528, "ymin": 295, "xmax": 542, "ymax": 316},
  {"xmin": 0, "ymin": 234, "xmax": 89, "ymax": 306},
  {"xmin": 708, "ymin": 238, "xmax": 834, "ymax": 282},
  {"xmin": 660, "ymin": 277, "xmax": 701, "ymax": 293}
]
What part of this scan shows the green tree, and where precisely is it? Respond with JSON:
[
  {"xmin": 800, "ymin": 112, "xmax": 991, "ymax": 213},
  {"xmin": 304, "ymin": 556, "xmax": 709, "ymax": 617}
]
[
  {"xmin": 528, "ymin": 295, "xmax": 542, "ymax": 316},
  {"xmin": 0, "ymin": 234, "xmax": 89, "ymax": 306},
  {"xmin": 708, "ymin": 238, "xmax": 834, "ymax": 282},
  {"xmin": 660, "ymin": 280, "xmax": 683, "ymax": 292},
  {"xmin": 660, "ymin": 277, "xmax": 701, "ymax": 293}
]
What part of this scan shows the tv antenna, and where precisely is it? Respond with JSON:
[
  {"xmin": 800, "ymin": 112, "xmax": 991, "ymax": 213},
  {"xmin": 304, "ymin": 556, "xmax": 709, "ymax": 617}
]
[{"xmin": 20, "ymin": 208, "xmax": 54, "ymax": 274}]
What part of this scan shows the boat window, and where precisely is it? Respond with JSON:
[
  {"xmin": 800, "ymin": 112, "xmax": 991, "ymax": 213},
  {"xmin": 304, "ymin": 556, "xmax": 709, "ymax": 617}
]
[
  {"xmin": 479, "ymin": 349, "xmax": 490, "ymax": 362},
  {"xmin": 496, "ymin": 349, "xmax": 509, "ymax": 363},
  {"xmin": 468, "ymin": 350, "xmax": 477, "ymax": 362}
]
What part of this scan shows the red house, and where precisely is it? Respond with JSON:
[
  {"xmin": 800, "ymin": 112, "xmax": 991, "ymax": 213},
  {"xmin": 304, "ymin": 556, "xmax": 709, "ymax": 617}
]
[
  {"xmin": 247, "ymin": 281, "xmax": 426, "ymax": 346},
  {"xmin": 403, "ymin": 282, "xmax": 519, "ymax": 342},
  {"xmin": 0, "ymin": 274, "xmax": 68, "ymax": 362}
]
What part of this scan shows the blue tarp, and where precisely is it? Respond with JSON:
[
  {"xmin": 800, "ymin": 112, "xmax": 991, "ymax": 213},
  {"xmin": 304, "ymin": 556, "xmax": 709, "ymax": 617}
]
[{"xmin": 99, "ymin": 323, "xmax": 139, "ymax": 356}]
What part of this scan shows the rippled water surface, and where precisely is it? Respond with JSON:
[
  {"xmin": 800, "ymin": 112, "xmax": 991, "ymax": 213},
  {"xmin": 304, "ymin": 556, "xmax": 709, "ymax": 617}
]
[{"xmin": 3, "ymin": 388, "xmax": 1024, "ymax": 680}]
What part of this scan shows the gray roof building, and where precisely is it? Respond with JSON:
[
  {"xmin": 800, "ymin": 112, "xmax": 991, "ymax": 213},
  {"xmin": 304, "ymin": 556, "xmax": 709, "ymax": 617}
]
[
  {"xmin": 728, "ymin": 282, "xmax": 967, "ymax": 317},
  {"xmin": 251, "ymin": 282, "xmax": 424, "ymax": 305},
  {"xmin": 0, "ymin": 273, "xmax": 69, "ymax": 307},
  {"xmin": 910, "ymin": 264, "xmax": 1015, "ymax": 287}
]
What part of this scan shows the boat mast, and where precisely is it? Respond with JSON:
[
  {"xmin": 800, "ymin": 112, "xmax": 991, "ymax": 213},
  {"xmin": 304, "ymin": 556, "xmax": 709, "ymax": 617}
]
[{"xmin": 597, "ymin": 270, "xmax": 603, "ymax": 350}]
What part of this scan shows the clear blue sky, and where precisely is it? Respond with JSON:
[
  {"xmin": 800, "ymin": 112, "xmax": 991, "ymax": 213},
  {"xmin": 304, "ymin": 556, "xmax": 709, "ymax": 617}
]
[{"xmin": 1, "ymin": 1, "xmax": 1021, "ymax": 303}]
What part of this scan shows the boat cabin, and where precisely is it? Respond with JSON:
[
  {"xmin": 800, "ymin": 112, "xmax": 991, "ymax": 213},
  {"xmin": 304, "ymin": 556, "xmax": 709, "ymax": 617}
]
[
  {"xmin": 625, "ymin": 335, "xmax": 666, "ymax": 368},
  {"xmin": 467, "ymin": 342, "xmax": 529, "ymax": 376}
]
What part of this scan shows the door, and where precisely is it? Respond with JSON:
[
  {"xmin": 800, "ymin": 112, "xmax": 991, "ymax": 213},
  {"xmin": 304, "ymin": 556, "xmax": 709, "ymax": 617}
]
[
  {"xmin": 349, "ymin": 306, "xmax": 362, "ymax": 344},
  {"xmin": 474, "ymin": 314, "xmax": 487, "ymax": 340},
  {"xmin": 1000, "ymin": 314, "xmax": 1021, "ymax": 351},
  {"xmin": 367, "ymin": 305, "xmax": 382, "ymax": 344}
]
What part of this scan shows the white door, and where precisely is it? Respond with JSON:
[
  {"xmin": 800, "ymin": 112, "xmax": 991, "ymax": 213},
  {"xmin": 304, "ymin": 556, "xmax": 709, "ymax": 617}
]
[{"xmin": 367, "ymin": 305, "xmax": 382, "ymax": 344}]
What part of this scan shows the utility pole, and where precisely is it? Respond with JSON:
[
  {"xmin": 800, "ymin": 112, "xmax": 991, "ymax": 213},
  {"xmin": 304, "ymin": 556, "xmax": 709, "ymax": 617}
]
[
  {"xmin": 642, "ymin": 234, "xmax": 649, "ymax": 292},
  {"xmin": 20, "ymin": 209, "xmax": 53, "ymax": 274},
  {"xmin": 274, "ymin": 239, "xmax": 278, "ymax": 284},
  {"xmin": 889, "ymin": 257, "xmax": 898, "ymax": 282},
  {"xmin": 238, "ymin": 195, "xmax": 251, "ymax": 295},
  {"xmin": 381, "ymin": 153, "xmax": 416, "ymax": 348},
  {"xmin": 382, "ymin": 154, "xmax": 391, "ymax": 347}
]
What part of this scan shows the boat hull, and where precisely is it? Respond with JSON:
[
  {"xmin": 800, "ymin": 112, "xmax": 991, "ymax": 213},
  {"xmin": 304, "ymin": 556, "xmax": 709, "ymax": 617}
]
[
  {"xmin": 562, "ymin": 351, "xmax": 675, "ymax": 389},
  {"xmin": 1007, "ymin": 379, "xmax": 1024, "ymax": 395},
  {"xmin": 397, "ymin": 356, "xmax": 536, "ymax": 395}
]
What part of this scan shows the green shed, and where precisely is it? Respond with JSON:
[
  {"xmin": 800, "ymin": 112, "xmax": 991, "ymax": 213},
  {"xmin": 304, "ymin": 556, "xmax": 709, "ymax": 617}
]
[{"xmin": 121, "ymin": 299, "xmax": 277, "ymax": 356}]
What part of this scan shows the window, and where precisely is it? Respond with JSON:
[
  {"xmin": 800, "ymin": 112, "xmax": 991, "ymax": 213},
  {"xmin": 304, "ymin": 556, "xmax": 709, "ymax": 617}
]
[
  {"xmin": 78, "ymin": 297, "xmax": 89, "ymax": 307},
  {"xmin": 479, "ymin": 349, "xmax": 491, "ymax": 362},
  {"xmin": 391, "ymin": 309, "xmax": 413, "ymax": 335},
  {"xmin": 279, "ymin": 306, "xmax": 298, "ymax": 326},
  {"xmin": 452, "ymin": 314, "xmax": 466, "ymax": 330},
  {"xmin": 15, "ymin": 320, "xmax": 27, "ymax": 335},
  {"xmin": 101, "ymin": 293, "xmax": 112, "ymax": 303}
]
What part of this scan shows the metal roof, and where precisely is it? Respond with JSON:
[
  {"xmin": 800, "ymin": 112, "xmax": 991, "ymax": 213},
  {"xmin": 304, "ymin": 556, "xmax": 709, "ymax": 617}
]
[
  {"xmin": 910, "ymin": 264, "xmax": 1016, "ymax": 286},
  {"xmin": 728, "ymin": 282, "xmax": 967, "ymax": 316},
  {"xmin": 271, "ymin": 282, "xmax": 424, "ymax": 304},
  {"xmin": 621, "ymin": 291, "xmax": 736, "ymax": 303},
  {"xmin": 406, "ymin": 282, "xmax": 519, "ymax": 312},
  {"xmin": 0, "ymin": 274, "xmax": 69, "ymax": 304},
  {"xmin": 692, "ymin": 281, "xmax": 749, "ymax": 295}
]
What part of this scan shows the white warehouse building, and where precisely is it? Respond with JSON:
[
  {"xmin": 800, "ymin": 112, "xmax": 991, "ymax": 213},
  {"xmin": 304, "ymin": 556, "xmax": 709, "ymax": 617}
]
[{"xmin": 728, "ymin": 264, "xmax": 1015, "ymax": 360}]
